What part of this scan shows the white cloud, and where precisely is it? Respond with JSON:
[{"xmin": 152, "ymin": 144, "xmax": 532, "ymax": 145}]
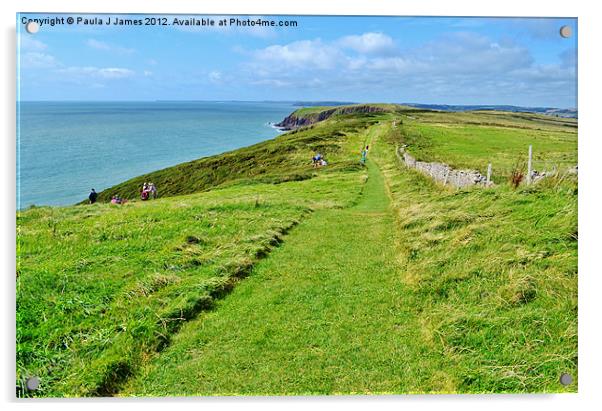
[
  {"xmin": 143, "ymin": 70, "xmax": 153, "ymax": 77},
  {"xmin": 416, "ymin": 32, "xmax": 533, "ymax": 74},
  {"xmin": 99, "ymin": 68, "xmax": 134, "ymax": 78},
  {"xmin": 251, "ymin": 79, "xmax": 291, "ymax": 87},
  {"xmin": 208, "ymin": 71, "xmax": 222, "ymax": 83},
  {"xmin": 340, "ymin": 32, "xmax": 532, "ymax": 78},
  {"xmin": 20, "ymin": 36, "xmax": 48, "ymax": 51},
  {"xmin": 21, "ymin": 52, "xmax": 58, "ymax": 68},
  {"xmin": 86, "ymin": 39, "xmax": 110, "ymax": 50},
  {"xmin": 86, "ymin": 39, "xmax": 135, "ymax": 54},
  {"xmin": 57, "ymin": 66, "xmax": 135, "ymax": 79},
  {"xmin": 252, "ymin": 39, "xmax": 344, "ymax": 70},
  {"xmin": 240, "ymin": 30, "xmax": 575, "ymax": 107},
  {"xmin": 338, "ymin": 32, "xmax": 396, "ymax": 55}
]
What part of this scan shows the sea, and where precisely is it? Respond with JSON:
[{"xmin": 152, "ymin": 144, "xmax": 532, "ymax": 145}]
[{"xmin": 17, "ymin": 101, "xmax": 295, "ymax": 208}]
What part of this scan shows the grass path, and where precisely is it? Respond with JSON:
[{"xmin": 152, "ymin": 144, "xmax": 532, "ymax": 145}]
[{"xmin": 124, "ymin": 136, "xmax": 450, "ymax": 395}]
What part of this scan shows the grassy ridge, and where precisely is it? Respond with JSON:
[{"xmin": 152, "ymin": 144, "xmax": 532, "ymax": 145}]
[
  {"xmin": 17, "ymin": 105, "xmax": 578, "ymax": 396},
  {"xmin": 292, "ymin": 103, "xmax": 404, "ymax": 118}
]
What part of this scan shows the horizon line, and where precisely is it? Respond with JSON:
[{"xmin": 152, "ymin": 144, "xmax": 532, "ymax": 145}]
[{"xmin": 16, "ymin": 100, "xmax": 578, "ymax": 110}]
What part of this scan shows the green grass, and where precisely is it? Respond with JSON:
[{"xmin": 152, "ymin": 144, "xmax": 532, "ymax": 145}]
[
  {"xmin": 17, "ymin": 112, "xmax": 374, "ymax": 396},
  {"xmin": 292, "ymin": 103, "xmax": 403, "ymax": 118},
  {"xmin": 374, "ymin": 122, "xmax": 577, "ymax": 392},
  {"xmin": 17, "ymin": 196, "xmax": 307, "ymax": 395},
  {"xmin": 397, "ymin": 111, "xmax": 577, "ymax": 181},
  {"xmin": 123, "ymin": 154, "xmax": 452, "ymax": 395},
  {"xmin": 17, "ymin": 105, "xmax": 578, "ymax": 396},
  {"xmin": 17, "ymin": 173, "xmax": 369, "ymax": 397},
  {"xmin": 290, "ymin": 106, "xmax": 334, "ymax": 116}
]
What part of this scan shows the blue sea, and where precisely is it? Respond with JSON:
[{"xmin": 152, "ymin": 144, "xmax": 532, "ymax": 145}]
[{"xmin": 17, "ymin": 101, "xmax": 295, "ymax": 208}]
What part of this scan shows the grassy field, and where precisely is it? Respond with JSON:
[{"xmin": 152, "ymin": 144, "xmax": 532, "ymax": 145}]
[
  {"xmin": 397, "ymin": 110, "xmax": 577, "ymax": 181},
  {"xmin": 17, "ymin": 105, "xmax": 578, "ymax": 396},
  {"xmin": 375, "ymin": 121, "xmax": 577, "ymax": 392}
]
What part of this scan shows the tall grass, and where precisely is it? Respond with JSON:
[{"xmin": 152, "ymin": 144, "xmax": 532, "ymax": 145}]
[{"xmin": 376, "ymin": 122, "xmax": 577, "ymax": 392}]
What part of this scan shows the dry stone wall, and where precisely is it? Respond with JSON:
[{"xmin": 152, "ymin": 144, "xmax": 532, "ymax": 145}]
[{"xmin": 397, "ymin": 146, "xmax": 492, "ymax": 188}]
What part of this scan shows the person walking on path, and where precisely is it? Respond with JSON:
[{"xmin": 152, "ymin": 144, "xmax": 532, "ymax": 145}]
[
  {"xmin": 88, "ymin": 189, "xmax": 98, "ymax": 204},
  {"xmin": 360, "ymin": 147, "xmax": 368, "ymax": 165}
]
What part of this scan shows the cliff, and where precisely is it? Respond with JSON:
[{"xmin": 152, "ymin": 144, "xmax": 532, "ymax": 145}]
[{"xmin": 275, "ymin": 104, "xmax": 392, "ymax": 130}]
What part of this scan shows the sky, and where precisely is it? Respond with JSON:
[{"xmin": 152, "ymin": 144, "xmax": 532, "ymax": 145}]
[{"xmin": 17, "ymin": 14, "xmax": 577, "ymax": 108}]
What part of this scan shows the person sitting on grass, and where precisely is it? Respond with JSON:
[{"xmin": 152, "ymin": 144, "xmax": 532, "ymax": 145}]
[
  {"xmin": 312, "ymin": 153, "xmax": 323, "ymax": 168},
  {"xmin": 111, "ymin": 196, "xmax": 127, "ymax": 205},
  {"xmin": 141, "ymin": 183, "xmax": 150, "ymax": 201}
]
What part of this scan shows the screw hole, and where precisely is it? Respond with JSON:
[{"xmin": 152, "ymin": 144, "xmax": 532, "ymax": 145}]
[{"xmin": 559, "ymin": 373, "xmax": 573, "ymax": 386}]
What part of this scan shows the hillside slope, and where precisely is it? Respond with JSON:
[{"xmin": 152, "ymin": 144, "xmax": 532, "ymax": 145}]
[
  {"xmin": 17, "ymin": 105, "xmax": 577, "ymax": 396},
  {"xmin": 17, "ymin": 109, "xmax": 376, "ymax": 396},
  {"xmin": 94, "ymin": 108, "xmax": 381, "ymax": 203}
]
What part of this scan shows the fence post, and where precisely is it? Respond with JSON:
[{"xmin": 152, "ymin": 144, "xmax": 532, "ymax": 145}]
[
  {"xmin": 486, "ymin": 163, "xmax": 492, "ymax": 186},
  {"xmin": 527, "ymin": 145, "xmax": 533, "ymax": 185}
]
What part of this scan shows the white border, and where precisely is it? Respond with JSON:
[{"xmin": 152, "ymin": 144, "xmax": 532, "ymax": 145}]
[{"xmin": 2, "ymin": 1, "xmax": 600, "ymax": 410}]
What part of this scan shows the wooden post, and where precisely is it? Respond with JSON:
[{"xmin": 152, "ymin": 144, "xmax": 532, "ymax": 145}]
[
  {"xmin": 486, "ymin": 163, "xmax": 492, "ymax": 186},
  {"xmin": 527, "ymin": 145, "xmax": 533, "ymax": 185}
]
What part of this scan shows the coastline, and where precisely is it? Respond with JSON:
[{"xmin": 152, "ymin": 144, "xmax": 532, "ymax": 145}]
[{"xmin": 17, "ymin": 101, "xmax": 294, "ymax": 208}]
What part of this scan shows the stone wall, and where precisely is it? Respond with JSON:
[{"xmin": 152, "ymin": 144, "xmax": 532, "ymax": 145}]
[{"xmin": 397, "ymin": 147, "xmax": 492, "ymax": 188}]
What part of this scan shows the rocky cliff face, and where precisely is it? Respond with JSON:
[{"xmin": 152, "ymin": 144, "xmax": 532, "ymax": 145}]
[{"xmin": 275, "ymin": 105, "xmax": 388, "ymax": 130}]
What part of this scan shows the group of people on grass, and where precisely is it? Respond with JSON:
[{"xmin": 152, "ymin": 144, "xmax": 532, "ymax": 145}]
[
  {"xmin": 87, "ymin": 145, "xmax": 370, "ymax": 206},
  {"xmin": 311, "ymin": 145, "xmax": 369, "ymax": 168},
  {"xmin": 141, "ymin": 182, "xmax": 158, "ymax": 201},
  {"xmin": 88, "ymin": 188, "xmax": 128, "ymax": 205},
  {"xmin": 87, "ymin": 182, "xmax": 158, "ymax": 205},
  {"xmin": 312, "ymin": 153, "xmax": 328, "ymax": 168}
]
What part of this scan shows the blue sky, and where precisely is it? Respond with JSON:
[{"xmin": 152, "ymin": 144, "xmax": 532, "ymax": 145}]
[{"xmin": 17, "ymin": 14, "xmax": 577, "ymax": 108}]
